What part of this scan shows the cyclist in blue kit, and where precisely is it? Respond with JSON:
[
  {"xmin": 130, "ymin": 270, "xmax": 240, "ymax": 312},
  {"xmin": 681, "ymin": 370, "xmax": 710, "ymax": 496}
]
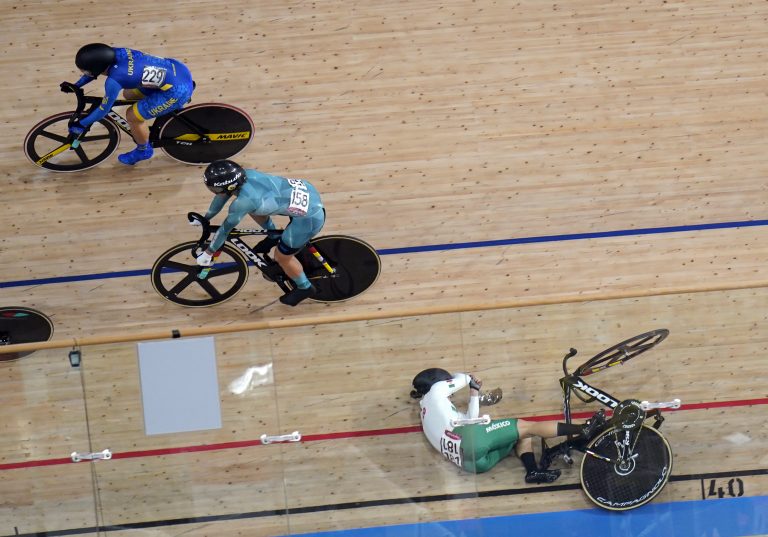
[
  {"xmin": 62, "ymin": 43, "xmax": 194, "ymax": 165},
  {"xmin": 195, "ymin": 160, "xmax": 326, "ymax": 306}
]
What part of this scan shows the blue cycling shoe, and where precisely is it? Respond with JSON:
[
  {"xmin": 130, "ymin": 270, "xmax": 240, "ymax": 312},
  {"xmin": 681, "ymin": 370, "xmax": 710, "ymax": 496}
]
[{"xmin": 118, "ymin": 145, "xmax": 154, "ymax": 165}]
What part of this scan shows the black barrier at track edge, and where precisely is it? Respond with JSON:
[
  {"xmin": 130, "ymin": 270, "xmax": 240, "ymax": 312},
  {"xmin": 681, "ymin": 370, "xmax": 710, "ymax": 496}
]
[{"xmin": 4, "ymin": 468, "xmax": 766, "ymax": 537}]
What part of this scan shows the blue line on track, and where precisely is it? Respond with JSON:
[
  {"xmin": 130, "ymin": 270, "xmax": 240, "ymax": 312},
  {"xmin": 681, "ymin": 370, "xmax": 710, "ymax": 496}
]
[{"xmin": 3, "ymin": 219, "xmax": 767, "ymax": 289}]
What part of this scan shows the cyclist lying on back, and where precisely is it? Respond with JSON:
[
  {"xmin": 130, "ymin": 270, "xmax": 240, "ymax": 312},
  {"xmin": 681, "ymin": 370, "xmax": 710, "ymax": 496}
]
[
  {"xmin": 62, "ymin": 43, "xmax": 194, "ymax": 165},
  {"xmin": 411, "ymin": 368, "xmax": 606, "ymax": 483},
  {"xmin": 196, "ymin": 160, "xmax": 326, "ymax": 306}
]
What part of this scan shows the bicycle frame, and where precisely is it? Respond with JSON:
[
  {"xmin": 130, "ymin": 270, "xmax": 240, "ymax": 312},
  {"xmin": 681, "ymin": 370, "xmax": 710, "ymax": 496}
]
[
  {"xmin": 541, "ymin": 349, "xmax": 665, "ymax": 468},
  {"xmin": 63, "ymin": 82, "xmax": 209, "ymax": 148},
  {"xmin": 188, "ymin": 212, "xmax": 291, "ymax": 294},
  {"xmin": 188, "ymin": 212, "xmax": 339, "ymax": 296}
]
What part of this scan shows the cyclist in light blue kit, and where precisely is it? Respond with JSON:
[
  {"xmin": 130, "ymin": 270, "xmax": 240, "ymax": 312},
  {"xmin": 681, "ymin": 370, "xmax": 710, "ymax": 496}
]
[
  {"xmin": 195, "ymin": 160, "xmax": 326, "ymax": 306},
  {"xmin": 62, "ymin": 43, "xmax": 194, "ymax": 165}
]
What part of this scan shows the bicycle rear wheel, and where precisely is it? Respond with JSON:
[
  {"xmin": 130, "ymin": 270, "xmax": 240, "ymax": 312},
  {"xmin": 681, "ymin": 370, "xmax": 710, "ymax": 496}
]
[
  {"xmin": 298, "ymin": 235, "xmax": 381, "ymax": 302},
  {"xmin": 576, "ymin": 329, "xmax": 669, "ymax": 376},
  {"xmin": 24, "ymin": 112, "xmax": 120, "ymax": 172},
  {"xmin": 0, "ymin": 307, "xmax": 54, "ymax": 361},
  {"xmin": 156, "ymin": 103, "xmax": 254, "ymax": 164},
  {"xmin": 580, "ymin": 424, "xmax": 672, "ymax": 510},
  {"xmin": 151, "ymin": 241, "xmax": 249, "ymax": 307}
]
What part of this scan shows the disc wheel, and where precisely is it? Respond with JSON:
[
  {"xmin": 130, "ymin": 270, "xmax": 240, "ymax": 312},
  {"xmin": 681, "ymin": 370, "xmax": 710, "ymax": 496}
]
[
  {"xmin": 151, "ymin": 241, "xmax": 249, "ymax": 307},
  {"xmin": 157, "ymin": 103, "xmax": 254, "ymax": 164},
  {"xmin": 298, "ymin": 235, "xmax": 381, "ymax": 302},
  {"xmin": 0, "ymin": 307, "xmax": 54, "ymax": 361},
  {"xmin": 581, "ymin": 425, "xmax": 672, "ymax": 510},
  {"xmin": 24, "ymin": 112, "xmax": 120, "ymax": 172},
  {"xmin": 576, "ymin": 329, "xmax": 669, "ymax": 377}
]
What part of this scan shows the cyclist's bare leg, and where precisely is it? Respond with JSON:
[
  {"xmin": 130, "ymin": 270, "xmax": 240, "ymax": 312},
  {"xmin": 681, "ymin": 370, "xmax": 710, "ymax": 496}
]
[
  {"xmin": 117, "ymin": 105, "xmax": 153, "ymax": 165},
  {"xmin": 515, "ymin": 436, "xmax": 534, "ymax": 455},
  {"xmin": 517, "ymin": 420, "xmax": 559, "ymax": 439},
  {"xmin": 274, "ymin": 250, "xmax": 304, "ymax": 279},
  {"xmin": 122, "ymin": 88, "xmax": 143, "ymax": 101},
  {"xmin": 517, "ymin": 419, "xmax": 588, "ymax": 439},
  {"xmin": 126, "ymin": 107, "xmax": 150, "ymax": 145},
  {"xmin": 247, "ymin": 215, "xmax": 307, "ymax": 279}
]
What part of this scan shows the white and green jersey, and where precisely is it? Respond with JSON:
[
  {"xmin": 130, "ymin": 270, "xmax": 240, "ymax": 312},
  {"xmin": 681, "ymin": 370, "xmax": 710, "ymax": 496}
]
[{"xmin": 418, "ymin": 373, "xmax": 479, "ymax": 467}]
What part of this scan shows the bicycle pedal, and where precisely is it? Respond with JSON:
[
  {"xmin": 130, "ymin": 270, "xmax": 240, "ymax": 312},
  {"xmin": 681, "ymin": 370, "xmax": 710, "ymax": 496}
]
[{"xmin": 562, "ymin": 454, "xmax": 573, "ymax": 465}]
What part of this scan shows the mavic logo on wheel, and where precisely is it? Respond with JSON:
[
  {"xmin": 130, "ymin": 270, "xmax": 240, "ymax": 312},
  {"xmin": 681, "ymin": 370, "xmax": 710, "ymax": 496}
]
[
  {"xmin": 573, "ymin": 380, "xmax": 620, "ymax": 408},
  {"xmin": 211, "ymin": 132, "xmax": 250, "ymax": 141},
  {"xmin": 231, "ymin": 238, "xmax": 267, "ymax": 268}
]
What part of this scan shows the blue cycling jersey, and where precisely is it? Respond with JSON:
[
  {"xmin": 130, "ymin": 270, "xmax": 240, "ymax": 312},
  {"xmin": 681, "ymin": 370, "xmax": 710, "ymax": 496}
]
[
  {"xmin": 75, "ymin": 47, "xmax": 193, "ymax": 127},
  {"xmin": 205, "ymin": 169, "xmax": 325, "ymax": 252}
]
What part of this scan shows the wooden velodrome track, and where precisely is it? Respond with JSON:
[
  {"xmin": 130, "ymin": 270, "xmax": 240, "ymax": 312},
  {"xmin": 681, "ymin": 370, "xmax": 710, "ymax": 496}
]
[{"xmin": 1, "ymin": 0, "xmax": 767, "ymax": 535}]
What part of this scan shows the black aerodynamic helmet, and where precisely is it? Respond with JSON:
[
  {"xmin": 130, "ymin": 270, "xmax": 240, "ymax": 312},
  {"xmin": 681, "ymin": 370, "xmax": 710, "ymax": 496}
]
[
  {"xmin": 75, "ymin": 43, "xmax": 116, "ymax": 77},
  {"xmin": 410, "ymin": 368, "xmax": 453, "ymax": 399},
  {"xmin": 204, "ymin": 160, "xmax": 246, "ymax": 194}
]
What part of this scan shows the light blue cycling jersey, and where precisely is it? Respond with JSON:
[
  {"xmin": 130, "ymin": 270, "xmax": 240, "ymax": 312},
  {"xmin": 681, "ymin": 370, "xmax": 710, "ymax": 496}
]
[
  {"xmin": 205, "ymin": 169, "xmax": 325, "ymax": 253},
  {"xmin": 75, "ymin": 47, "xmax": 193, "ymax": 128}
]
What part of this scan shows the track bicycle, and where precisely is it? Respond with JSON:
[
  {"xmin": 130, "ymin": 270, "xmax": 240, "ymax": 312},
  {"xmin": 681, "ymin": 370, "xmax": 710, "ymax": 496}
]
[
  {"xmin": 151, "ymin": 213, "xmax": 381, "ymax": 307},
  {"xmin": 539, "ymin": 329, "xmax": 680, "ymax": 511},
  {"xmin": 24, "ymin": 82, "xmax": 254, "ymax": 172}
]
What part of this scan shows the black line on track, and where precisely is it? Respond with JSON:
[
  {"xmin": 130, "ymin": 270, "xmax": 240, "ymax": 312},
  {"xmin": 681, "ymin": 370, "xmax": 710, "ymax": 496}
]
[{"xmin": 5, "ymin": 467, "xmax": 766, "ymax": 536}]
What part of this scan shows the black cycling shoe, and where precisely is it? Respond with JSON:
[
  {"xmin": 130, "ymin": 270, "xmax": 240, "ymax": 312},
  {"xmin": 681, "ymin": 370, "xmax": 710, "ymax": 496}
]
[
  {"xmin": 581, "ymin": 409, "xmax": 607, "ymax": 440},
  {"xmin": 525, "ymin": 469, "xmax": 561, "ymax": 484},
  {"xmin": 279, "ymin": 284, "xmax": 317, "ymax": 306}
]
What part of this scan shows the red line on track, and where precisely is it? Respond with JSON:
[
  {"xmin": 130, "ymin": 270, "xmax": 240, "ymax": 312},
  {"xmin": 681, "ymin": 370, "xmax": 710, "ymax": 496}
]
[{"xmin": 2, "ymin": 397, "xmax": 766, "ymax": 471}]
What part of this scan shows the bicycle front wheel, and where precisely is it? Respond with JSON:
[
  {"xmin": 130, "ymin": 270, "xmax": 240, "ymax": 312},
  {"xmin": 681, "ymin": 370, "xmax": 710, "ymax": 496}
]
[
  {"xmin": 298, "ymin": 235, "xmax": 381, "ymax": 302},
  {"xmin": 580, "ymin": 425, "xmax": 673, "ymax": 511},
  {"xmin": 24, "ymin": 112, "xmax": 120, "ymax": 172},
  {"xmin": 151, "ymin": 241, "xmax": 249, "ymax": 307},
  {"xmin": 576, "ymin": 329, "xmax": 669, "ymax": 376},
  {"xmin": 157, "ymin": 103, "xmax": 254, "ymax": 164}
]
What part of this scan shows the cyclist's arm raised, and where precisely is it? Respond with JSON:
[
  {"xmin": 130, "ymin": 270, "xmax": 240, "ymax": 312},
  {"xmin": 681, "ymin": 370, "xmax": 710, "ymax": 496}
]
[{"xmin": 432, "ymin": 373, "xmax": 480, "ymax": 420}]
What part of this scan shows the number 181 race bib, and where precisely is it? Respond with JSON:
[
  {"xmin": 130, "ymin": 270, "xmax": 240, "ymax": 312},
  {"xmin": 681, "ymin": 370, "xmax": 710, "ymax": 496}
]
[{"xmin": 440, "ymin": 430, "xmax": 463, "ymax": 468}]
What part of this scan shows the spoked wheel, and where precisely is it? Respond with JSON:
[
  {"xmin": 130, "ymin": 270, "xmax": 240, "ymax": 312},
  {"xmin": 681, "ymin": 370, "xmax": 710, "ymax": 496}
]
[
  {"xmin": 0, "ymin": 307, "xmax": 54, "ymax": 361},
  {"xmin": 151, "ymin": 241, "xmax": 249, "ymax": 307},
  {"xmin": 576, "ymin": 329, "xmax": 669, "ymax": 376},
  {"xmin": 298, "ymin": 235, "xmax": 381, "ymax": 302},
  {"xmin": 24, "ymin": 112, "xmax": 120, "ymax": 172},
  {"xmin": 156, "ymin": 103, "xmax": 255, "ymax": 164},
  {"xmin": 581, "ymin": 425, "xmax": 673, "ymax": 510}
]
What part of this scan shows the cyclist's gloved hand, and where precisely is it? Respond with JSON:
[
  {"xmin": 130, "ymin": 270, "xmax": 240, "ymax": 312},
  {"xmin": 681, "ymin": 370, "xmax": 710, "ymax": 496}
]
[
  {"xmin": 68, "ymin": 121, "xmax": 86, "ymax": 137},
  {"xmin": 60, "ymin": 82, "xmax": 75, "ymax": 93},
  {"xmin": 468, "ymin": 376, "xmax": 482, "ymax": 391},
  {"xmin": 253, "ymin": 235, "xmax": 280, "ymax": 254},
  {"xmin": 196, "ymin": 251, "xmax": 213, "ymax": 266}
]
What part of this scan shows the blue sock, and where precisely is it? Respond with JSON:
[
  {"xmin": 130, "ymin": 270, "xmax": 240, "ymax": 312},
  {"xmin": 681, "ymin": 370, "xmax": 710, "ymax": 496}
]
[{"xmin": 292, "ymin": 273, "xmax": 311, "ymax": 289}]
